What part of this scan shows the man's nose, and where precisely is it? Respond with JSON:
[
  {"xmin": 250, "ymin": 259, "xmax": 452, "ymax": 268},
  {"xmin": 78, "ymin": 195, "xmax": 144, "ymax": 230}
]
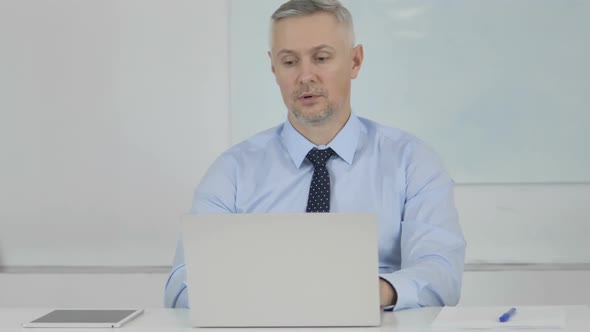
[{"xmin": 297, "ymin": 60, "xmax": 317, "ymax": 84}]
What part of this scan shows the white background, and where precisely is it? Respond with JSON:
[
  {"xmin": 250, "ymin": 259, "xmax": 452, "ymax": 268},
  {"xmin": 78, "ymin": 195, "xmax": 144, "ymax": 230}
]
[{"xmin": 0, "ymin": 0, "xmax": 588, "ymax": 307}]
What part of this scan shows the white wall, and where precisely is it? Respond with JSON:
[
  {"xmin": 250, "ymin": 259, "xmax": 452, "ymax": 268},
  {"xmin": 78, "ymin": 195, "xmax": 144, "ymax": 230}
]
[
  {"xmin": 461, "ymin": 270, "xmax": 590, "ymax": 306},
  {"xmin": 0, "ymin": 0, "xmax": 229, "ymax": 267},
  {"xmin": 0, "ymin": 272, "xmax": 168, "ymax": 308},
  {"xmin": 0, "ymin": 0, "xmax": 588, "ymax": 308}
]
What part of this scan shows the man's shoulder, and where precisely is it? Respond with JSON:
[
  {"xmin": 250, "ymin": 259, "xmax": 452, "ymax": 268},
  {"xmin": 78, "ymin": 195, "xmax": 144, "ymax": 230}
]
[
  {"xmin": 221, "ymin": 123, "xmax": 284, "ymax": 161},
  {"xmin": 357, "ymin": 115, "xmax": 424, "ymax": 148},
  {"xmin": 357, "ymin": 116, "xmax": 447, "ymax": 171},
  {"xmin": 356, "ymin": 116, "xmax": 449, "ymax": 184}
]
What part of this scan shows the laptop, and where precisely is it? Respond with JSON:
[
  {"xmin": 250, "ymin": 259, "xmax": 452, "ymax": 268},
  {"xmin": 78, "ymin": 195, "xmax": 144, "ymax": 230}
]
[{"xmin": 181, "ymin": 213, "xmax": 381, "ymax": 327}]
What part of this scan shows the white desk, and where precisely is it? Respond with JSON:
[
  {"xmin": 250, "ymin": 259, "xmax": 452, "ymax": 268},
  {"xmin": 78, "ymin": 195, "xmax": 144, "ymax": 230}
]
[{"xmin": 1, "ymin": 306, "xmax": 588, "ymax": 331}]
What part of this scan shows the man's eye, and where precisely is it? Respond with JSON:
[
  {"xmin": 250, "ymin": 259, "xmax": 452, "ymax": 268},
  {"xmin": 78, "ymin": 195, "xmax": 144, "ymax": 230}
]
[
  {"xmin": 283, "ymin": 60, "xmax": 296, "ymax": 66},
  {"xmin": 316, "ymin": 56, "xmax": 329, "ymax": 62}
]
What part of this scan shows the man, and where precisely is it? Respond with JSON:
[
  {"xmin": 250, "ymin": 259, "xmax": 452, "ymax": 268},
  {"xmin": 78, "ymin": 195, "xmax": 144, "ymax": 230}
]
[{"xmin": 165, "ymin": 0, "xmax": 465, "ymax": 310}]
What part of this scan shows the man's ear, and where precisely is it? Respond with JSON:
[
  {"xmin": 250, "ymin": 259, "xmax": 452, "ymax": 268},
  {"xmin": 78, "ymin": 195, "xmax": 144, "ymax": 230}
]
[
  {"xmin": 351, "ymin": 44, "xmax": 364, "ymax": 79},
  {"xmin": 268, "ymin": 51, "xmax": 276, "ymax": 74}
]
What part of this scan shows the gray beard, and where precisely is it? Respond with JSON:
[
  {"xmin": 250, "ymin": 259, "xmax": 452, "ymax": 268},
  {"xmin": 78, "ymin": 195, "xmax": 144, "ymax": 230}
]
[{"xmin": 291, "ymin": 103, "xmax": 336, "ymax": 127}]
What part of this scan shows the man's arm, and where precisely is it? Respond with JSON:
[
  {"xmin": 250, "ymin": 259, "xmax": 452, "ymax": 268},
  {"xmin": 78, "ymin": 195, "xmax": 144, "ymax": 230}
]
[
  {"xmin": 163, "ymin": 154, "xmax": 237, "ymax": 308},
  {"xmin": 164, "ymin": 238, "xmax": 189, "ymax": 308},
  {"xmin": 380, "ymin": 141, "xmax": 466, "ymax": 310}
]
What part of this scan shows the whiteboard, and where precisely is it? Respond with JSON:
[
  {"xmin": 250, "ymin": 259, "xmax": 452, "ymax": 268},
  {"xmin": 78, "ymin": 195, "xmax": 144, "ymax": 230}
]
[
  {"xmin": 0, "ymin": 0, "xmax": 229, "ymax": 267},
  {"xmin": 230, "ymin": 0, "xmax": 590, "ymax": 184}
]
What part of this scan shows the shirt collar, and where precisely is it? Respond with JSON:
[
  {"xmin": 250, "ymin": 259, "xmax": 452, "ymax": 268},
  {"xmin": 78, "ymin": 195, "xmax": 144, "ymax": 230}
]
[{"xmin": 280, "ymin": 113, "xmax": 361, "ymax": 168}]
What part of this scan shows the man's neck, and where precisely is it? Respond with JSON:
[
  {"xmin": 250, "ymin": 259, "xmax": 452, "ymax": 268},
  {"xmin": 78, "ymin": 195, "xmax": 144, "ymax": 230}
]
[{"xmin": 289, "ymin": 110, "xmax": 351, "ymax": 146}]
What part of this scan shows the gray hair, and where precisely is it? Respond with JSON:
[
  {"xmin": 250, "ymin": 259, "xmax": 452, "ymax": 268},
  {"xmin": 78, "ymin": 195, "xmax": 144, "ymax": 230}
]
[{"xmin": 270, "ymin": 0, "xmax": 356, "ymax": 46}]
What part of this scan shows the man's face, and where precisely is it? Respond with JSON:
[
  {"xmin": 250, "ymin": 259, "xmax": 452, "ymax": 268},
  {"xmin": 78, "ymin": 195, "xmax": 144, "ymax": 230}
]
[{"xmin": 269, "ymin": 12, "xmax": 362, "ymax": 127}]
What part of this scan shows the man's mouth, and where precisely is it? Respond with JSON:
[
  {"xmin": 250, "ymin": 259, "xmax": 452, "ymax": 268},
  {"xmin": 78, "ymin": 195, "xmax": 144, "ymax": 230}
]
[
  {"xmin": 299, "ymin": 93, "xmax": 320, "ymax": 99},
  {"xmin": 297, "ymin": 94, "xmax": 323, "ymax": 105}
]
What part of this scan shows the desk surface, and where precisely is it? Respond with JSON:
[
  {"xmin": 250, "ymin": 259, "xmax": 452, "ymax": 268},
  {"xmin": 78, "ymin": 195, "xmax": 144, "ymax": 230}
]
[{"xmin": 1, "ymin": 306, "xmax": 588, "ymax": 332}]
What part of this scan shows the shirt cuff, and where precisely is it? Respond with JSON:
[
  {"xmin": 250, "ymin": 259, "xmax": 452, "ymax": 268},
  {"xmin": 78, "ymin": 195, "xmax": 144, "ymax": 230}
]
[
  {"xmin": 174, "ymin": 283, "xmax": 190, "ymax": 308},
  {"xmin": 379, "ymin": 272, "xmax": 418, "ymax": 311},
  {"xmin": 164, "ymin": 265, "xmax": 190, "ymax": 308}
]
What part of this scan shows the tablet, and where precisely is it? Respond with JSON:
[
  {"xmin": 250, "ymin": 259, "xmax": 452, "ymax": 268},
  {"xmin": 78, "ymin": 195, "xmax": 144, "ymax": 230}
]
[{"xmin": 22, "ymin": 309, "xmax": 144, "ymax": 328}]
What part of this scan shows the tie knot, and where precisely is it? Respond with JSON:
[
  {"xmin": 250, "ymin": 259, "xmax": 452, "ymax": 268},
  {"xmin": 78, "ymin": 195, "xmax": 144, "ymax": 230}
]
[{"xmin": 306, "ymin": 148, "xmax": 335, "ymax": 168}]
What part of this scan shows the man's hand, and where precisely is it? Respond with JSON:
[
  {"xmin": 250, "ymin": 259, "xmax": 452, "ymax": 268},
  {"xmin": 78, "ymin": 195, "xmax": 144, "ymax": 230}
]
[{"xmin": 379, "ymin": 278, "xmax": 397, "ymax": 308}]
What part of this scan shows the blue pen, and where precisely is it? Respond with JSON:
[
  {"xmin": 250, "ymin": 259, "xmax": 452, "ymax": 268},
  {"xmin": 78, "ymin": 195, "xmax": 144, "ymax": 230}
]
[{"xmin": 499, "ymin": 307, "xmax": 517, "ymax": 322}]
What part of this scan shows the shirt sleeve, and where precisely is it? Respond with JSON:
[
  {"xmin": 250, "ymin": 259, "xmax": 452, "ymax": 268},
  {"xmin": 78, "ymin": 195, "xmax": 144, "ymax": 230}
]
[
  {"xmin": 380, "ymin": 140, "xmax": 466, "ymax": 311},
  {"xmin": 163, "ymin": 237, "xmax": 189, "ymax": 308},
  {"xmin": 163, "ymin": 154, "xmax": 238, "ymax": 308}
]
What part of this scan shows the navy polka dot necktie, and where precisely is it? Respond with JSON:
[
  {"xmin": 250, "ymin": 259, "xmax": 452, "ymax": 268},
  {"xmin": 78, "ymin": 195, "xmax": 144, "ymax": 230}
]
[{"xmin": 306, "ymin": 148, "xmax": 336, "ymax": 213}]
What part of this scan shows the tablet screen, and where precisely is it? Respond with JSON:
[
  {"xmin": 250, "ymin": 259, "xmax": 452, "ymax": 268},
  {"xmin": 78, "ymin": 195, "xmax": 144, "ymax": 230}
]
[{"xmin": 31, "ymin": 310, "xmax": 137, "ymax": 324}]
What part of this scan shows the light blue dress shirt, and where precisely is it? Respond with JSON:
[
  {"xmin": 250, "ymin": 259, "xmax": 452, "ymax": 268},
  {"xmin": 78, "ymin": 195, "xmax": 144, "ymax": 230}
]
[{"xmin": 164, "ymin": 113, "xmax": 466, "ymax": 310}]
